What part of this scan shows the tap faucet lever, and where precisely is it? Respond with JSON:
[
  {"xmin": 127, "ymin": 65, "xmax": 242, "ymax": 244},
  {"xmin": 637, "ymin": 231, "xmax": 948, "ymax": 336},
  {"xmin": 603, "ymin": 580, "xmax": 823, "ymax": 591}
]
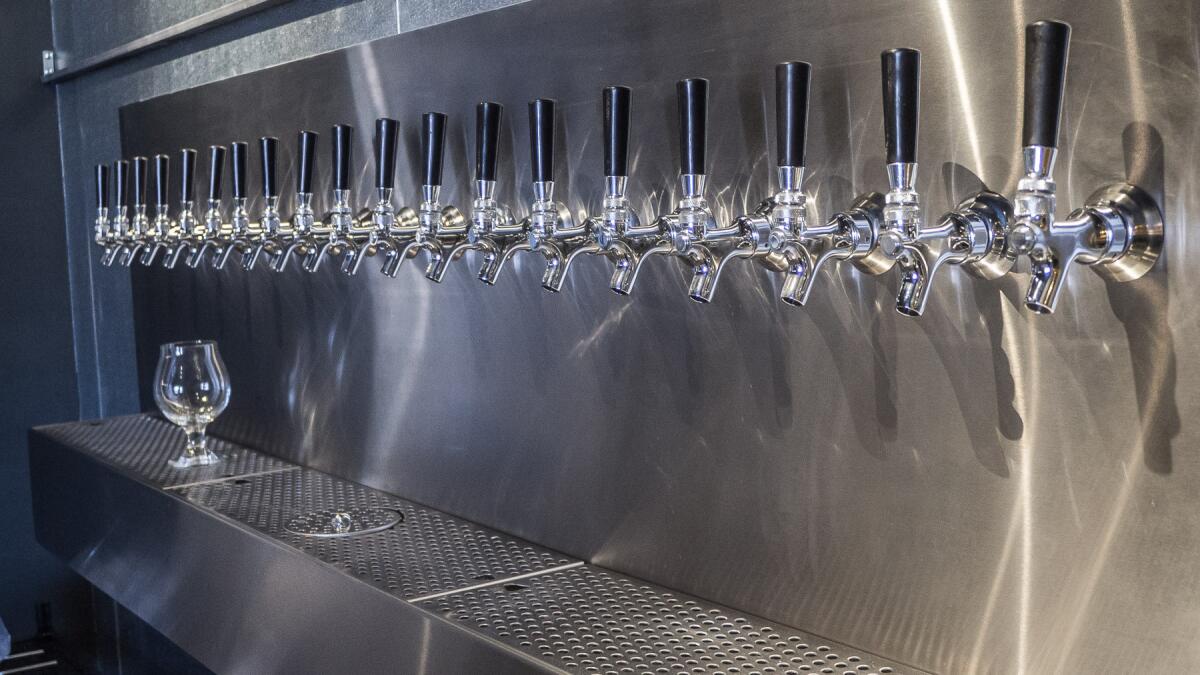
[
  {"xmin": 240, "ymin": 136, "xmax": 281, "ymax": 271},
  {"xmin": 213, "ymin": 141, "xmax": 250, "ymax": 269},
  {"xmin": 656, "ymin": 78, "xmax": 753, "ymax": 303},
  {"xmin": 413, "ymin": 111, "xmax": 469, "ymax": 282},
  {"xmin": 305, "ymin": 124, "xmax": 356, "ymax": 272},
  {"xmin": 139, "ymin": 153, "xmax": 172, "ymax": 266},
  {"xmin": 591, "ymin": 84, "xmax": 671, "ymax": 294},
  {"xmin": 517, "ymin": 98, "xmax": 597, "ymax": 292},
  {"xmin": 160, "ymin": 148, "xmax": 198, "ymax": 268},
  {"xmin": 93, "ymin": 163, "xmax": 115, "ymax": 262},
  {"xmin": 1008, "ymin": 19, "xmax": 1163, "ymax": 313},
  {"xmin": 274, "ymin": 130, "xmax": 320, "ymax": 272},
  {"xmin": 185, "ymin": 145, "xmax": 226, "ymax": 268},
  {"xmin": 468, "ymin": 101, "xmax": 522, "ymax": 284},
  {"xmin": 867, "ymin": 48, "xmax": 1016, "ymax": 316}
]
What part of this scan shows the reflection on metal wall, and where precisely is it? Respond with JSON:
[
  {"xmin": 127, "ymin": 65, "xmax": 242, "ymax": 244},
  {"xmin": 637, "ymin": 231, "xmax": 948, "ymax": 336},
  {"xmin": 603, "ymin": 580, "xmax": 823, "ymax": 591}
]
[{"xmin": 119, "ymin": 0, "xmax": 1199, "ymax": 672}]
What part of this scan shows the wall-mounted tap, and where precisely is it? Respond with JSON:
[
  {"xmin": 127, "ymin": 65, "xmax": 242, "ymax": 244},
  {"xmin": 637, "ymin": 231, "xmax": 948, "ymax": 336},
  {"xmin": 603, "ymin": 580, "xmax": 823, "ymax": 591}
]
[
  {"xmin": 185, "ymin": 145, "xmax": 227, "ymax": 268},
  {"xmin": 93, "ymin": 163, "xmax": 117, "ymax": 265},
  {"xmin": 273, "ymin": 130, "xmax": 319, "ymax": 272},
  {"xmin": 160, "ymin": 147, "xmax": 200, "ymax": 268},
  {"xmin": 360, "ymin": 117, "xmax": 429, "ymax": 278},
  {"xmin": 653, "ymin": 78, "xmax": 754, "ymax": 303},
  {"xmin": 240, "ymin": 136, "xmax": 284, "ymax": 270},
  {"xmin": 139, "ymin": 154, "xmax": 174, "ymax": 266},
  {"xmin": 102, "ymin": 159, "xmax": 132, "ymax": 266},
  {"xmin": 304, "ymin": 124, "xmax": 358, "ymax": 272},
  {"xmin": 213, "ymin": 141, "xmax": 252, "ymax": 269},
  {"xmin": 872, "ymin": 49, "xmax": 1014, "ymax": 316},
  {"xmin": 117, "ymin": 157, "xmax": 149, "ymax": 266},
  {"xmin": 467, "ymin": 101, "xmax": 526, "ymax": 284},
  {"xmin": 341, "ymin": 118, "xmax": 403, "ymax": 275},
  {"xmin": 1006, "ymin": 20, "xmax": 1163, "ymax": 313},
  {"xmin": 496, "ymin": 99, "xmax": 598, "ymax": 292},
  {"xmin": 414, "ymin": 112, "xmax": 470, "ymax": 282},
  {"xmin": 587, "ymin": 86, "xmax": 672, "ymax": 295}
]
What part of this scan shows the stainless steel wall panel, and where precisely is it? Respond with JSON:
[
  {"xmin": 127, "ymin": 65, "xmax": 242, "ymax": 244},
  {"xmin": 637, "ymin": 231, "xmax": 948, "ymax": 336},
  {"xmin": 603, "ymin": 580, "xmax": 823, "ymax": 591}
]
[{"xmin": 107, "ymin": 0, "xmax": 1200, "ymax": 672}]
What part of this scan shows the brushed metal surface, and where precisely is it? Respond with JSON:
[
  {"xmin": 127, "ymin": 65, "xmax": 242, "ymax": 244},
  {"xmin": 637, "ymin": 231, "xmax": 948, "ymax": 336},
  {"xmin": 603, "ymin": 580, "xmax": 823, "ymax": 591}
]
[
  {"xmin": 28, "ymin": 427, "xmax": 560, "ymax": 675},
  {"xmin": 422, "ymin": 564, "xmax": 921, "ymax": 674},
  {"xmin": 114, "ymin": 0, "xmax": 1198, "ymax": 672},
  {"xmin": 35, "ymin": 413, "xmax": 294, "ymax": 488}
]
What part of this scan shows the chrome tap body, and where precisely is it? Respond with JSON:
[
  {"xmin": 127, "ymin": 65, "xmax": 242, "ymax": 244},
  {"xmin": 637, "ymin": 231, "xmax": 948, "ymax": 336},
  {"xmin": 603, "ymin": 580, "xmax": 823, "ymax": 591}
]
[
  {"xmin": 118, "ymin": 157, "xmax": 150, "ymax": 267},
  {"xmin": 140, "ymin": 154, "xmax": 175, "ymax": 266},
  {"xmin": 273, "ymin": 131, "xmax": 321, "ymax": 272},
  {"xmin": 495, "ymin": 99, "xmax": 599, "ymax": 292},
  {"xmin": 871, "ymin": 49, "xmax": 1012, "ymax": 316},
  {"xmin": 465, "ymin": 101, "xmax": 525, "ymax": 285},
  {"xmin": 1005, "ymin": 21, "xmax": 1162, "ymax": 313}
]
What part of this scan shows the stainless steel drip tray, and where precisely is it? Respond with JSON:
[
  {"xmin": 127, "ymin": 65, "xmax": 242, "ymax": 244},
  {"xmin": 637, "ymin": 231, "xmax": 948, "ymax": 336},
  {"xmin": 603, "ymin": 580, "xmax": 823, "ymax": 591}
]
[
  {"xmin": 28, "ymin": 417, "xmax": 921, "ymax": 674},
  {"xmin": 34, "ymin": 413, "xmax": 293, "ymax": 488}
]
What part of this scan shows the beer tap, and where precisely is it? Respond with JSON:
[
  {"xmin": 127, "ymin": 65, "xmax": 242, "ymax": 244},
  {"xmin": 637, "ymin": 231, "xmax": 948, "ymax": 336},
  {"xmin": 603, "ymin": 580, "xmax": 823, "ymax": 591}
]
[
  {"xmin": 101, "ymin": 160, "xmax": 131, "ymax": 266},
  {"xmin": 163, "ymin": 148, "xmax": 203, "ymax": 268},
  {"xmin": 118, "ymin": 157, "xmax": 149, "ymax": 266},
  {"xmin": 654, "ymin": 78, "xmax": 755, "ymax": 303},
  {"xmin": 93, "ymin": 163, "xmax": 116, "ymax": 264},
  {"xmin": 348, "ymin": 117, "xmax": 428, "ymax": 277},
  {"xmin": 273, "ymin": 130, "xmax": 319, "ymax": 272},
  {"xmin": 242, "ymin": 136, "xmax": 282, "ymax": 270},
  {"xmin": 185, "ymin": 145, "xmax": 227, "ymax": 268},
  {"xmin": 1006, "ymin": 20, "xmax": 1163, "ymax": 313},
  {"xmin": 466, "ymin": 101, "xmax": 526, "ymax": 284},
  {"xmin": 213, "ymin": 141, "xmax": 252, "ymax": 269},
  {"xmin": 587, "ymin": 86, "xmax": 672, "ymax": 295},
  {"xmin": 139, "ymin": 154, "xmax": 174, "ymax": 266},
  {"xmin": 496, "ymin": 98, "xmax": 599, "ymax": 292},
  {"xmin": 413, "ymin": 112, "xmax": 470, "ymax": 282},
  {"xmin": 871, "ymin": 49, "xmax": 1014, "ymax": 316},
  {"xmin": 304, "ymin": 124, "xmax": 357, "ymax": 272}
]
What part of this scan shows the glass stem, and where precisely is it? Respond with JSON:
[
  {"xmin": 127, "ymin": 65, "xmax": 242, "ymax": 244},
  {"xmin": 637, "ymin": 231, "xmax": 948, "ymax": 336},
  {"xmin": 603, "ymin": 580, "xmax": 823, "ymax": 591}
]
[{"xmin": 186, "ymin": 425, "xmax": 207, "ymax": 457}]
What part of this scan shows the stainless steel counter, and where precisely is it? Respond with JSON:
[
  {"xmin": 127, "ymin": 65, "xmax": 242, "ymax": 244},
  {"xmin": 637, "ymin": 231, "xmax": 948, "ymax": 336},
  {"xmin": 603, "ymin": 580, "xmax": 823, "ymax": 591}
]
[{"xmin": 29, "ymin": 415, "xmax": 919, "ymax": 674}]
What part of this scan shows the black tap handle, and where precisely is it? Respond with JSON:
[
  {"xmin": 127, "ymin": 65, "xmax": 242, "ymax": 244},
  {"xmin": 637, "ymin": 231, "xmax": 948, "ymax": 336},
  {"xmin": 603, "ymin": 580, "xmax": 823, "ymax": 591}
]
[
  {"xmin": 114, "ymin": 160, "xmax": 129, "ymax": 209},
  {"xmin": 1023, "ymin": 20, "xmax": 1071, "ymax": 148},
  {"xmin": 333, "ymin": 124, "xmax": 353, "ymax": 191},
  {"xmin": 374, "ymin": 117, "xmax": 399, "ymax": 190},
  {"xmin": 260, "ymin": 136, "xmax": 277, "ymax": 198},
  {"xmin": 776, "ymin": 62, "xmax": 812, "ymax": 168},
  {"xmin": 603, "ymin": 86, "xmax": 631, "ymax": 177},
  {"xmin": 297, "ymin": 130, "xmax": 317, "ymax": 194},
  {"xmin": 207, "ymin": 146, "xmax": 225, "ymax": 202},
  {"xmin": 529, "ymin": 99, "xmax": 555, "ymax": 183},
  {"xmin": 230, "ymin": 142, "xmax": 248, "ymax": 200},
  {"xmin": 677, "ymin": 78, "xmax": 708, "ymax": 175},
  {"xmin": 882, "ymin": 48, "xmax": 920, "ymax": 164},
  {"xmin": 132, "ymin": 156, "xmax": 148, "ymax": 206},
  {"xmin": 180, "ymin": 148, "xmax": 196, "ymax": 204},
  {"xmin": 95, "ymin": 164, "xmax": 110, "ymax": 210},
  {"xmin": 475, "ymin": 101, "xmax": 502, "ymax": 182},
  {"xmin": 153, "ymin": 154, "xmax": 169, "ymax": 208},
  {"xmin": 422, "ymin": 112, "xmax": 446, "ymax": 187}
]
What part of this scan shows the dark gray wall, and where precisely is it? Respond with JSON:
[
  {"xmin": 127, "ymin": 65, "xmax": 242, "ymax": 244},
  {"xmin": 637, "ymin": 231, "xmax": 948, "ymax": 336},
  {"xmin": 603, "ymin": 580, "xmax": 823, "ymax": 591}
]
[{"xmin": 0, "ymin": 0, "xmax": 88, "ymax": 645}]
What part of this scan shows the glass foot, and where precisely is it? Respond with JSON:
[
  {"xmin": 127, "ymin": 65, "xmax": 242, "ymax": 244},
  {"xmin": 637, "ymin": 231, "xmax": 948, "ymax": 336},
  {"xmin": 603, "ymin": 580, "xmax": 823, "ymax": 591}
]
[{"xmin": 168, "ymin": 450, "xmax": 222, "ymax": 469}]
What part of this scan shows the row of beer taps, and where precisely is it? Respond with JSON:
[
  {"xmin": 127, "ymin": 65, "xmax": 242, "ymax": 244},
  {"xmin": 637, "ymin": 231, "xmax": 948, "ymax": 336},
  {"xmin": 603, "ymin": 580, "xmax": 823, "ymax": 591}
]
[{"xmin": 92, "ymin": 20, "xmax": 1162, "ymax": 315}]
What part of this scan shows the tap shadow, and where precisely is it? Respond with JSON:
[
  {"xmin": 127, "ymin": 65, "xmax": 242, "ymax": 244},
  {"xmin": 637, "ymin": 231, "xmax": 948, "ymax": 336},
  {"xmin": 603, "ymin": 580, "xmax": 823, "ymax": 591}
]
[
  {"xmin": 905, "ymin": 162, "xmax": 1024, "ymax": 476},
  {"xmin": 803, "ymin": 174, "xmax": 898, "ymax": 457},
  {"xmin": 1103, "ymin": 122, "xmax": 1178, "ymax": 474}
]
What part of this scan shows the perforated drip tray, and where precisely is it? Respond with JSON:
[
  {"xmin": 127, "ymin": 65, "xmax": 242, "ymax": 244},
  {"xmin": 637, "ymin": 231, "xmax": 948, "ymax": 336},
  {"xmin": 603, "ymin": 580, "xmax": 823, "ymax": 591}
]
[
  {"xmin": 420, "ymin": 565, "xmax": 921, "ymax": 675},
  {"xmin": 34, "ymin": 414, "xmax": 295, "ymax": 488},
  {"xmin": 179, "ymin": 468, "xmax": 577, "ymax": 600}
]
